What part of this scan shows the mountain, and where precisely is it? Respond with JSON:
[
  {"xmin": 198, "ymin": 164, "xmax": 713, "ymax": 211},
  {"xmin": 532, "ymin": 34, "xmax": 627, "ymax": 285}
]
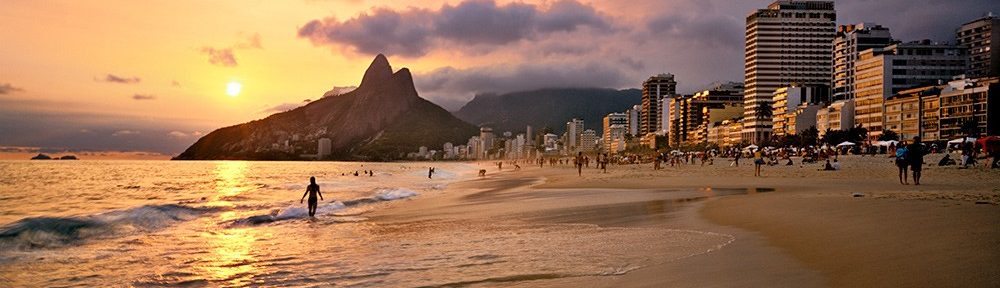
[
  {"xmin": 173, "ymin": 54, "xmax": 478, "ymax": 161},
  {"xmin": 453, "ymin": 88, "xmax": 641, "ymax": 135}
]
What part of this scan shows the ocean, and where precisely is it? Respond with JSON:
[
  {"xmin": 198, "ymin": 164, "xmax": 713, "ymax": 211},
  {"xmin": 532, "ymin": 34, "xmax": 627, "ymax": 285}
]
[{"xmin": 0, "ymin": 160, "xmax": 732, "ymax": 287}]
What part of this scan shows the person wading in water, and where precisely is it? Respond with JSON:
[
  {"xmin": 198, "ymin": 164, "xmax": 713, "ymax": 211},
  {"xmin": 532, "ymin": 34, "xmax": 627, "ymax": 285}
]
[{"xmin": 300, "ymin": 177, "xmax": 324, "ymax": 217}]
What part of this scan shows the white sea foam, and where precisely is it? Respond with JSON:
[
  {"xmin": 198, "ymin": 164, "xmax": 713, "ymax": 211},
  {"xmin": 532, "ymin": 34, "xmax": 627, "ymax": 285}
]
[{"xmin": 374, "ymin": 188, "xmax": 419, "ymax": 200}]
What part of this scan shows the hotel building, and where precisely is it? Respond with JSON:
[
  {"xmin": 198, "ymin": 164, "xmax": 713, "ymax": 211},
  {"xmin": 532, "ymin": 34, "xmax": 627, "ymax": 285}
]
[{"xmin": 743, "ymin": 0, "xmax": 836, "ymax": 143}]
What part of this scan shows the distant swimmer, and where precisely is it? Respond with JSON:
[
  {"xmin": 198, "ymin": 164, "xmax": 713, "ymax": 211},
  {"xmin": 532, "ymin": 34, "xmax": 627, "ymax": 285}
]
[{"xmin": 300, "ymin": 177, "xmax": 324, "ymax": 217}]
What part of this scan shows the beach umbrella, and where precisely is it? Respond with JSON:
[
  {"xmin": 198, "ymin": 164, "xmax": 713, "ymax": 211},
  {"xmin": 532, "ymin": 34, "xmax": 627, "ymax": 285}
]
[
  {"xmin": 744, "ymin": 144, "xmax": 759, "ymax": 150},
  {"xmin": 836, "ymin": 141, "xmax": 855, "ymax": 147},
  {"xmin": 947, "ymin": 137, "xmax": 976, "ymax": 144}
]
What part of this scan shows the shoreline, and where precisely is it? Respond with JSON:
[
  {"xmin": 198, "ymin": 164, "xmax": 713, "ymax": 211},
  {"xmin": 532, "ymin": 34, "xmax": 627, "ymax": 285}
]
[{"xmin": 373, "ymin": 155, "xmax": 999, "ymax": 286}]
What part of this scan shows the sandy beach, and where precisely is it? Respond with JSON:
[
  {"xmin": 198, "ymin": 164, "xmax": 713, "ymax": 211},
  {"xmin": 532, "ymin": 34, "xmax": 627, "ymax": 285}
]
[{"xmin": 372, "ymin": 154, "xmax": 1000, "ymax": 287}]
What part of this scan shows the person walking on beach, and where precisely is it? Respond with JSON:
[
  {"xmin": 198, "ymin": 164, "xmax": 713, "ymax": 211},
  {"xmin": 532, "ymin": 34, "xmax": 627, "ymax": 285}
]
[
  {"xmin": 908, "ymin": 137, "xmax": 925, "ymax": 185},
  {"xmin": 575, "ymin": 152, "xmax": 584, "ymax": 176},
  {"xmin": 428, "ymin": 167, "xmax": 435, "ymax": 179},
  {"xmin": 300, "ymin": 177, "xmax": 324, "ymax": 217},
  {"xmin": 895, "ymin": 141, "xmax": 909, "ymax": 185},
  {"xmin": 753, "ymin": 149, "xmax": 764, "ymax": 177}
]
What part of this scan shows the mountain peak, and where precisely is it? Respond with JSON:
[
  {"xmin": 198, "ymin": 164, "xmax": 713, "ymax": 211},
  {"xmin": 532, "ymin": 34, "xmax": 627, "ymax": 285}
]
[{"xmin": 360, "ymin": 54, "xmax": 392, "ymax": 88}]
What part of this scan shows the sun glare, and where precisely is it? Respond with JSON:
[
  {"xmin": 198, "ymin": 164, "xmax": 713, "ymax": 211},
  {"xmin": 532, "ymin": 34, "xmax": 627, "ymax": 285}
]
[{"xmin": 226, "ymin": 81, "xmax": 242, "ymax": 97}]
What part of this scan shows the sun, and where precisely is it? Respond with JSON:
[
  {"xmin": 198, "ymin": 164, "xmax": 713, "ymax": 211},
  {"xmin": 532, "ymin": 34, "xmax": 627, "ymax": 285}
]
[{"xmin": 226, "ymin": 81, "xmax": 242, "ymax": 97}]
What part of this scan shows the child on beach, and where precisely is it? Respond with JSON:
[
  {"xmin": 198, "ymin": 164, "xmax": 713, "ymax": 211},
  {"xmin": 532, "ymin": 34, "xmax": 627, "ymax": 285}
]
[{"xmin": 300, "ymin": 177, "xmax": 324, "ymax": 217}]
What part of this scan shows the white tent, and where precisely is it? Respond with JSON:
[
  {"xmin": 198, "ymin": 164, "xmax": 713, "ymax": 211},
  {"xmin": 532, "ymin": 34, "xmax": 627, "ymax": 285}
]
[
  {"xmin": 877, "ymin": 140, "xmax": 899, "ymax": 147},
  {"xmin": 836, "ymin": 141, "xmax": 856, "ymax": 147},
  {"xmin": 744, "ymin": 144, "xmax": 759, "ymax": 150},
  {"xmin": 947, "ymin": 137, "xmax": 976, "ymax": 144}
]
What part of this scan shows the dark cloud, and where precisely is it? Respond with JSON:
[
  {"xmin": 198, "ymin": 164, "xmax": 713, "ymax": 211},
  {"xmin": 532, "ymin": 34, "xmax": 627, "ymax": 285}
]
[
  {"xmin": 298, "ymin": 0, "xmax": 612, "ymax": 57},
  {"xmin": 0, "ymin": 83, "xmax": 24, "ymax": 94},
  {"xmin": 0, "ymin": 98, "xmax": 216, "ymax": 155},
  {"xmin": 201, "ymin": 47, "xmax": 238, "ymax": 67},
  {"xmin": 415, "ymin": 60, "xmax": 633, "ymax": 110},
  {"xmin": 100, "ymin": 74, "xmax": 141, "ymax": 84},
  {"xmin": 837, "ymin": 0, "xmax": 1000, "ymax": 42},
  {"xmin": 132, "ymin": 94, "xmax": 156, "ymax": 100}
]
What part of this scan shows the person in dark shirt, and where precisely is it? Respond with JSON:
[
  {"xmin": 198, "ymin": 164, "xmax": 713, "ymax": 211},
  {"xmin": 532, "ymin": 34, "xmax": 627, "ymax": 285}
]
[{"xmin": 907, "ymin": 136, "xmax": 925, "ymax": 185}]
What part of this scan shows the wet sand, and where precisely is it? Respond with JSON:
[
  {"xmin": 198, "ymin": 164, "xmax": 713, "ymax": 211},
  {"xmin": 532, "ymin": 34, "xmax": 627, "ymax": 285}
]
[{"xmin": 373, "ymin": 155, "xmax": 1000, "ymax": 287}]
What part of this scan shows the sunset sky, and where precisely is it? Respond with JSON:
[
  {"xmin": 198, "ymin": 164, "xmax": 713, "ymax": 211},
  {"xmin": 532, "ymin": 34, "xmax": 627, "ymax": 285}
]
[{"xmin": 1, "ymin": 0, "xmax": 997, "ymax": 155}]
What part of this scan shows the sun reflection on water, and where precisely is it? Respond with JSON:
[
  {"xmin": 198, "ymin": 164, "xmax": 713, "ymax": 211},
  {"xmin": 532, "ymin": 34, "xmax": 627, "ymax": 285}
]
[
  {"xmin": 212, "ymin": 161, "xmax": 249, "ymax": 207},
  {"xmin": 198, "ymin": 227, "xmax": 260, "ymax": 286}
]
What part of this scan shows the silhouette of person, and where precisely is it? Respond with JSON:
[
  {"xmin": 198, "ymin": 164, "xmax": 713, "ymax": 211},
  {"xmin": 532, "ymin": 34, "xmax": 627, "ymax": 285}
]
[
  {"xmin": 428, "ymin": 167, "xmax": 435, "ymax": 179},
  {"xmin": 300, "ymin": 177, "xmax": 324, "ymax": 217}
]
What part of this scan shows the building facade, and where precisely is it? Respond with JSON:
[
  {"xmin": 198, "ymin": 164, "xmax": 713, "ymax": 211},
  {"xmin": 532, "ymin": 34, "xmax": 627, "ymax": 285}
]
[
  {"xmin": 603, "ymin": 113, "xmax": 628, "ymax": 153},
  {"xmin": 816, "ymin": 99, "xmax": 855, "ymax": 135},
  {"xmin": 743, "ymin": 0, "xmax": 836, "ymax": 143},
  {"xmin": 938, "ymin": 77, "xmax": 999, "ymax": 140},
  {"xmin": 854, "ymin": 41, "xmax": 967, "ymax": 140},
  {"xmin": 565, "ymin": 118, "xmax": 584, "ymax": 151},
  {"xmin": 832, "ymin": 23, "xmax": 894, "ymax": 101},
  {"xmin": 772, "ymin": 84, "xmax": 828, "ymax": 137},
  {"xmin": 885, "ymin": 86, "xmax": 941, "ymax": 142},
  {"xmin": 957, "ymin": 15, "xmax": 1000, "ymax": 77},
  {"xmin": 641, "ymin": 74, "xmax": 677, "ymax": 136}
]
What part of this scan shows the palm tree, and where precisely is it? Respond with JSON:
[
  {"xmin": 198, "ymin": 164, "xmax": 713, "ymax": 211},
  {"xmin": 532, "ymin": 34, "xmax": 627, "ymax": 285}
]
[{"xmin": 755, "ymin": 102, "xmax": 773, "ymax": 120}]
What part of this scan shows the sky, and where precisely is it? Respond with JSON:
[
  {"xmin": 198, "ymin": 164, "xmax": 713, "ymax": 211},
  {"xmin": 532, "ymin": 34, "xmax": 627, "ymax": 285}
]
[{"xmin": 1, "ymin": 0, "xmax": 997, "ymax": 156}]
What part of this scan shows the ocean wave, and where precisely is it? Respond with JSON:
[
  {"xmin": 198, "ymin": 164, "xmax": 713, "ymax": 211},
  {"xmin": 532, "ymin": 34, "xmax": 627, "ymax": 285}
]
[
  {"xmin": 0, "ymin": 204, "xmax": 220, "ymax": 250},
  {"xmin": 231, "ymin": 188, "xmax": 418, "ymax": 226}
]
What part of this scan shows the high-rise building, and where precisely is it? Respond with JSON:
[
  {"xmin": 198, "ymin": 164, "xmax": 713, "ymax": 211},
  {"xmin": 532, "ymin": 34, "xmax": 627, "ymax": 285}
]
[
  {"xmin": 317, "ymin": 138, "xmax": 332, "ymax": 159},
  {"xmin": 641, "ymin": 74, "xmax": 676, "ymax": 136},
  {"xmin": 832, "ymin": 23, "xmax": 894, "ymax": 101},
  {"xmin": 479, "ymin": 127, "xmax": 494, "ymax": 158},
  {"xmin": 743, "ymin": 1, "xmax": 836, "ymax": 143},
  {"xmin": 854, "ymin": 41, "xmax": 967, "ymax": 140},
  {"xmin": 603, "ymin": 113, "xmax": 627, "ymax": 152},
  {"xmin": 579, "ymin": 129, "xmax": 599, "ymax": 152},
  {"xmin": 957, "ymin": 14, "xmax": 1000, "ymax": 77},
  {"xmin": 686, "ymin": 82, "xmax": 744, "ymax": 144},
  {"xmin": 566, "ymin": 118, "xmax": 584, "ymax": 151},
  {"xmin": 525, "ymin": 125, "xmax": 533, "ymax": 148},
  {"xmin": 627, "ymin": 104, "xmax": 641, "ymax": 136}
]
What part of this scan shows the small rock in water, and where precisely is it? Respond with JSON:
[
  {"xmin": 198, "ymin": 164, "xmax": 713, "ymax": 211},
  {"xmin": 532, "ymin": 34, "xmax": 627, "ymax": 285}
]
[
  {"xmin": 974, "ymin": 200, "xmax": 992, "ymax": 205},
  {"xmin": 852, "ymin": 192, "xmax": 864, "ymax": 198}
]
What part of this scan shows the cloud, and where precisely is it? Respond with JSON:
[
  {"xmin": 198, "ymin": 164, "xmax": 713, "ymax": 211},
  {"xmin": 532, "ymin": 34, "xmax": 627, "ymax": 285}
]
[
  {"xmin": 99, "ymin": 74, "xmax": 141, "ymax": 84},
  {"xmin": 415, "ymin": 59, "xmax": 633, "ymax": 109},
  {"xmin": 132, "ymin": 94, "xmax": 156, "ymax": 100},
  {"xmin": 200, "ymin": 47, "xmax": 238, "ymax": 67},
  {"xmin": 323, "ymin": 86, "xmax": 357, "ymax": 97},
  {"xmin": 0, "ymin": 83, "xmax": 25, "ymax": 94},
  {"xmin": 235, "ymin": 33, "xmax": 263, "ymax": 49},
  {"xmin": 112, "ymin": 130, "xmax": 140, "ymax": 136},
  {"xmin": 298, "ymin": 0, "xmax": 612, "ymax": 57},
  {"xmin": 201, "ymin": 33, "xmax": 265, "ymax": 67},
  {"xmin": 168, "ymin": 131, "xmax": 202, "ymax": 138},
  {"xmin": 261, "ymin": 99, "xmax": 313, "ymax": 113}
]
